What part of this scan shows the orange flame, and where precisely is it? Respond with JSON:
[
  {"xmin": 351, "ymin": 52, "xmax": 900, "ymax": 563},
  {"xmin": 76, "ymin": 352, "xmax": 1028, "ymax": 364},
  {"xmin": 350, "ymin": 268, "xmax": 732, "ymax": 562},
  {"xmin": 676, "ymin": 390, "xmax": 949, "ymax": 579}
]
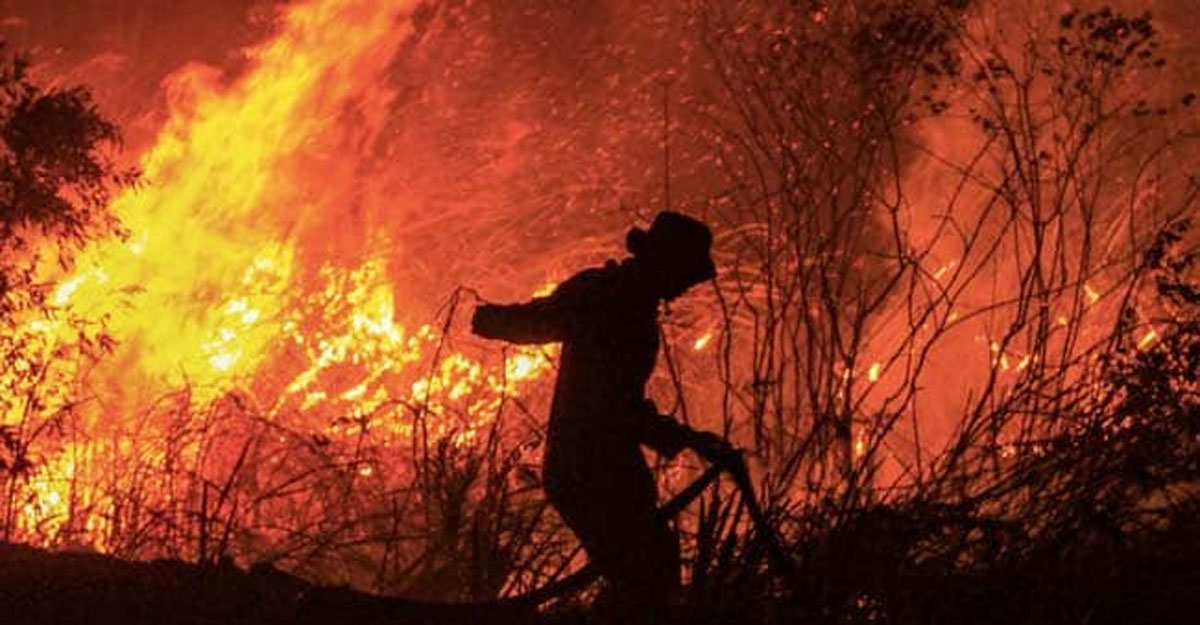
[
  {"xmin": 10, "ymin": 0, "xmax": 557, "ymax": 551},
  {"xmin": 48, "ymin": 0, "xmax": 416, "ymax": 397}
]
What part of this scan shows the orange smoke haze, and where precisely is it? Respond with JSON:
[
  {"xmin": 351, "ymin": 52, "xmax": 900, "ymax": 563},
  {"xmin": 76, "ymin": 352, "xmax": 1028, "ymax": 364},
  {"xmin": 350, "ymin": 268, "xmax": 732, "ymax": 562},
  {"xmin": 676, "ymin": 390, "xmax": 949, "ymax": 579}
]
[{"xmin": 0, "ymin": 0, "xmax": 1194, "ymax": 560}]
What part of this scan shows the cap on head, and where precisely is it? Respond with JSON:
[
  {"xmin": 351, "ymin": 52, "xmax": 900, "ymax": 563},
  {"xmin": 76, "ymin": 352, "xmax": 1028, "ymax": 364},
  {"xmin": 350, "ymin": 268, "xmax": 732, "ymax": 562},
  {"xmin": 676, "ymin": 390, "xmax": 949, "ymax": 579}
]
[{"xmin": 626, "ymin": 211, "xmax": 717, "ymax": 289}]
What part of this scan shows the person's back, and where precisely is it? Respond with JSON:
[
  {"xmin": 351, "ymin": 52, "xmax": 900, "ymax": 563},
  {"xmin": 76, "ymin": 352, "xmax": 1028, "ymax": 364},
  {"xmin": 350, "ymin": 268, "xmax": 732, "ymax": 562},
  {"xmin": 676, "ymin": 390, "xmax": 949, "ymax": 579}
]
[{"xmin": 544, "ymin": 260, "xmax": 657, "ymax": 452}]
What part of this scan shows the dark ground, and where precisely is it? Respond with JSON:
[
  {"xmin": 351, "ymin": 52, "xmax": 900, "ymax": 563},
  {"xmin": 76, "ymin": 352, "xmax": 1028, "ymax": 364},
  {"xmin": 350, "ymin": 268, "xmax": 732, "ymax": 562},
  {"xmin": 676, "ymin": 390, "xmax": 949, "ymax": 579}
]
[{"xmin": 0, "ymin": 542, "xmax": 544, "ymax": 625}]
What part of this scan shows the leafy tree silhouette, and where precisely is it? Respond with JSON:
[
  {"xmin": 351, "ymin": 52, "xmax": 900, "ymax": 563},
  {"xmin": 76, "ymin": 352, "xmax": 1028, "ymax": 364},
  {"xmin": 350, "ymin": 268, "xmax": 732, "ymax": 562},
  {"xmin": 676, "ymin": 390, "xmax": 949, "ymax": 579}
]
[
  {"xmin": 0, "ymin": 43, "xmax": 135, "ymax": 539},
  {"xmin": 0, "ymin": 43, "xmax": 136, "ymax": 316}
]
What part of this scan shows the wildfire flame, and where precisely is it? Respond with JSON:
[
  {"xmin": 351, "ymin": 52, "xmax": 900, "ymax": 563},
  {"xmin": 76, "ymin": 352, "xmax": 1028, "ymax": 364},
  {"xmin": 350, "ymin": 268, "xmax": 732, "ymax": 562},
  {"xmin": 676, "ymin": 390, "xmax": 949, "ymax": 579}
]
[
  {"xmin": 5, "ymin": 0, "xmax": 1182, "ymax": 564},
  {"xmin": 52, "ymin": 0, "xmax": 415, "ymax": 394},
  {"xmin": 9, "ymin": 0, "xmax": 556, "ymax": 551}
]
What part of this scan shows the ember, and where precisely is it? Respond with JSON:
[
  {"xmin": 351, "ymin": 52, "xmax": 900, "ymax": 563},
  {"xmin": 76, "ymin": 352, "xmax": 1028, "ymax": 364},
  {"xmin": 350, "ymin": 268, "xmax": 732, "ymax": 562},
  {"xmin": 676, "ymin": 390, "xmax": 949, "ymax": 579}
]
[{"xmin": 0, "ymin": 0, "xmax": 1195, "ymax": 622}]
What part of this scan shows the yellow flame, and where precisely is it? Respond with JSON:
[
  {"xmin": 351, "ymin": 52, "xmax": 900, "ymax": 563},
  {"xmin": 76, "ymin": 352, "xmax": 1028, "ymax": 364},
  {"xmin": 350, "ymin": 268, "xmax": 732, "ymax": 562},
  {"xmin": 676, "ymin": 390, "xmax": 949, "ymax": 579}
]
[
  {"xmin": 532, "ymin": 282, "xmax": 558, "ymax": 298},
  {"xmin": 6, "ymin": 0, "xmax": 567, "ymax": 550},
  {"xmin": 47, "ymin": 0, "xmax": 416, "ymax": 399}
]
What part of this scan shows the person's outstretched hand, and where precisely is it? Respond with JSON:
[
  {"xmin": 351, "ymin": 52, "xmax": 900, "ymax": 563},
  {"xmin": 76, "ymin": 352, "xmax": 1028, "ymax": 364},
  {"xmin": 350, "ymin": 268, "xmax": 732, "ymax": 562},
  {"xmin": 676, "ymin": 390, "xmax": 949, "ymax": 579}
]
[
  {"xmin": 471, "ymin": 303, "xmax": 500, "ymax": 338},
  {"xmin": 689, "ymin": 430, "xmax": 740, "ymax": 468}
]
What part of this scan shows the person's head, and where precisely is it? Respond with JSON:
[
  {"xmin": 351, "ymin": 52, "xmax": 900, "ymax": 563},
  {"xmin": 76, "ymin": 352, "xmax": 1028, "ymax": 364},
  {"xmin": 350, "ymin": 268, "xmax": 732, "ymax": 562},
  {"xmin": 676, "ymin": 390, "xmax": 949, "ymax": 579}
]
[{"xmin": 626, "ymin": 211, "xmax": 717, "ymax": 301}]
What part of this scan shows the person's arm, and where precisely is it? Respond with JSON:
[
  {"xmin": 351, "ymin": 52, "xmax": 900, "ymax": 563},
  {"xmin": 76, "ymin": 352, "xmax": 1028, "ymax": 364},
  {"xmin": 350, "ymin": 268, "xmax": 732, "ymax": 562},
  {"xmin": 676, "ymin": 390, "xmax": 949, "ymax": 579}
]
[{"xmin": 471, "ymin": 271, "xmax": 596, "ymax": 345}]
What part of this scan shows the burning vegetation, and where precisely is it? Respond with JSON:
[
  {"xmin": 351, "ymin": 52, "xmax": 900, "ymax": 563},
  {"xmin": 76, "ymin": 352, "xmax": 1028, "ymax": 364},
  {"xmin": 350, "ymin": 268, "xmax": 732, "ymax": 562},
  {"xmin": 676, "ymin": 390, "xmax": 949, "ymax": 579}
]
[{"xmin": 0, "ymin": 0, "xmax": 1197, "ymax": 623}]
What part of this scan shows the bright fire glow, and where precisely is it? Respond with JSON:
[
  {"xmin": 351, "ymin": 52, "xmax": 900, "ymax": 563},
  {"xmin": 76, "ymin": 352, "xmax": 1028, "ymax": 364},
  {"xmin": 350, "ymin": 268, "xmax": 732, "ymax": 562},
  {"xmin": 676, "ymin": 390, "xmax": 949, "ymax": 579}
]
[
  {"xmin": 1138, "ymin": 328, "xmax": 1158, "ymax": 350},
  {"xmin": 8, "ymin": 0, "xmax": 558, "ymax": 551}
]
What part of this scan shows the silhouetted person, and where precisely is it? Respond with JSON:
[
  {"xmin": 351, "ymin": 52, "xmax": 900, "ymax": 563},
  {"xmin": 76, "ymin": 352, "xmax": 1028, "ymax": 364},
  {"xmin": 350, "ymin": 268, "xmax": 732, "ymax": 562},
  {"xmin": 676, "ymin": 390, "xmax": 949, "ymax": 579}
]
[{"xmin": 472, "ymin": 211, "xmax": 730, "ymax": 622}]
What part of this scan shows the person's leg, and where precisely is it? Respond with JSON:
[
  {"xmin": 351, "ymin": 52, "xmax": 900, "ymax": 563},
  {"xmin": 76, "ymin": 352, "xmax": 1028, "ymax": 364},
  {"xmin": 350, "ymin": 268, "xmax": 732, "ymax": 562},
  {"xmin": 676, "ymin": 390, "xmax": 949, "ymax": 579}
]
[
  {"xmin": 589, "ymin": 519, "xmax": 679, "ymax": 624},
  {"xmin": 549, "ymin": 456, "xmax": 680, "ymax": 622}
]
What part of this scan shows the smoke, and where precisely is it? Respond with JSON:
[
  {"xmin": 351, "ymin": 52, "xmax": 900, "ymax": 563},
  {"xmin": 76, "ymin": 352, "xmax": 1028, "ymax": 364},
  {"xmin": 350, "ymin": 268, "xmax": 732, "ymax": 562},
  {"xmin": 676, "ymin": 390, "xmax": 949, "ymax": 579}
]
[
  {"xmin": 4, "ymin": 0, "xmax": 1197, "ymax": 492},
  {"xmin": 5, "ymin": 0, "xmax": 733, "ymax": 303}
]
